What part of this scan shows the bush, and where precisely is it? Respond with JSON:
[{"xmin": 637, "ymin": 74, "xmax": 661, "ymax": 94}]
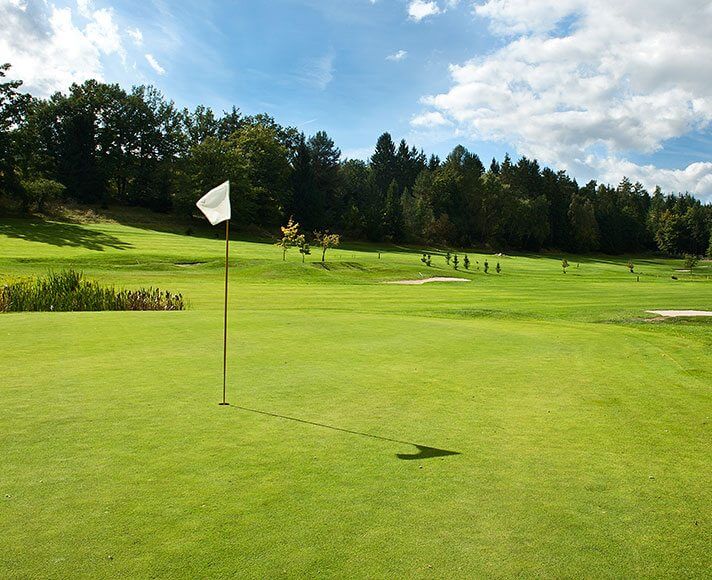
[
  {"xmin": 20, "ymin": 178, "xmax": 66, "ymax": 213},
  {"xmin": 0, "ymin": 270, "xmax": 185, "ymax": 312}
]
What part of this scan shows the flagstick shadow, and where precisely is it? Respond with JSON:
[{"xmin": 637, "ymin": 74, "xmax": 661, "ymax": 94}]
[{"xmin": 228, "ymin": 405, "xmax": 460, "ymax": 461}]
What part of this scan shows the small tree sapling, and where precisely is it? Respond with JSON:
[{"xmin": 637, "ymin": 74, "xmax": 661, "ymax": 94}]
[
  {"xmin": 314, "ymin": 231, "xmax": 341, "ymax": 263},
  {"xmin": 277, "ymin": 217, "xmax": 300, "ymax": 261}
]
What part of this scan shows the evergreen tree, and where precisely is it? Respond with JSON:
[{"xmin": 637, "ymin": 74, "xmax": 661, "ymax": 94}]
[
  {"xmin": 371, "ymin": 132, "xmax": 397, "ymax": 195},
  {"xmin": 384, "ymin": 179, "xmax": 404, "ymax": 241}
]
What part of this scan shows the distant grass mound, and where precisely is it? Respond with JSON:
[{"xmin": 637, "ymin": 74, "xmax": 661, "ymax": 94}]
[{"xmin": 0, "ymin": 269, "xmax": 185, "ymax": 312}]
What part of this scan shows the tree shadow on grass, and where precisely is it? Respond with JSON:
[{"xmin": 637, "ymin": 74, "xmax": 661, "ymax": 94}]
[
  {"xmin": 0, "ymin": 219, "xmax": 131, "ymax": 252},
  {"xmin": 229, "ymin": 404, "xmax": 460, "ymax": 461}
]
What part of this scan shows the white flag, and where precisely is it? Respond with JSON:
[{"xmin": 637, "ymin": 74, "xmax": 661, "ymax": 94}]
[{"xmin": 196, "ymin": 181, "xmax": 231, "ymax": 225}]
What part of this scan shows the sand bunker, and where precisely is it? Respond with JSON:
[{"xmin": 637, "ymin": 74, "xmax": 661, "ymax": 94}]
[
  {"xmin": 385, "ymin": 277, "xmax": 471, "ymax": 285},
  {"xmin": 646, "ymin": 310, "xmax": 712, "ymax": 318}
]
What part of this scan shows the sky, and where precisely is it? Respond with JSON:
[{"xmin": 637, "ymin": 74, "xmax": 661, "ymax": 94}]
[{"xmin": 2, "ymin": 0, "xmax": 711, "ymax": 200}]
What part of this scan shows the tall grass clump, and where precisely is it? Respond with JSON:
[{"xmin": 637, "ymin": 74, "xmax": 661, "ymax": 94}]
[{"xmin": 0, "ymin": 270, "xmax": 185, "ymax": 312}]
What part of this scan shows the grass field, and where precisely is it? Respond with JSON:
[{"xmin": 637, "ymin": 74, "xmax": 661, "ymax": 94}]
[{"xmin": 1, "ymin": 215, "xmax": 710, "ymax": 578}]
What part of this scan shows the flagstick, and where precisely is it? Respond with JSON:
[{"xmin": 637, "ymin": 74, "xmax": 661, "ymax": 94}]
[{"xmin": 219, "ymin": 219, "xmax": 230, "ymax": 406}]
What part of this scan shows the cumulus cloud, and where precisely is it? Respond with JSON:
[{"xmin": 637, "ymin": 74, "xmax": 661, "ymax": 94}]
[
  {"xmin": 0, "ymin": 0, "xmax": 127, "ymax": 95},
  {"xmin": 386, "ymin": 50, "xmax": 408, "ymax": 61},
  {"xmin": 0, "ymin": 1, "xmax": 168, "ymax": 95},
  {"xmin": 411, "ymin": 111, "xmax": 452, "ymax": 128},
  {"xmin": 408, "ymin": 0, "xmax": 441, "ymax": 21},
  {"xmin": 415, "ymin": 0, "xmax": 712, "ymax": 198}
]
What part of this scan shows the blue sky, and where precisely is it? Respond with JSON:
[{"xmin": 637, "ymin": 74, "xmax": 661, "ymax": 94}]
[
  {"xmin": 108, "ymin": 0, "xmax": 506, "ymax": 162},
  {"xmin": 2, "ymin": 0, "xmax": 711, "ymax": 199}
]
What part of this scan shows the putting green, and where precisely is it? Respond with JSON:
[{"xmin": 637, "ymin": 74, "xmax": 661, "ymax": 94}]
[{"xmin": 1, "ymin": 216, "xmax": 710, "ymax": 578}]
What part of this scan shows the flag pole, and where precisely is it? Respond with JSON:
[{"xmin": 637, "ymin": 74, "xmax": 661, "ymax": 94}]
[{"xmin": 220, "ymin": 219, "xmax": 230, "ymax": 406}]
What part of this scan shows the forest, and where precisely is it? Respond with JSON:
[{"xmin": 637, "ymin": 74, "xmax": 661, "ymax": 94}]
[{"xmin": 1, "ymin": 64, "xmax": 710, "ymax": 256}]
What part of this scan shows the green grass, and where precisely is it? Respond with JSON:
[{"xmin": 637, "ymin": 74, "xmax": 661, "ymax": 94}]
[{"xmin": 1, "ymin": 215, "xmax": 710, "ymax": 578}]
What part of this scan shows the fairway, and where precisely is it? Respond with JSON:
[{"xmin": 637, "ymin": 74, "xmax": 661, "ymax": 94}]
[{"xmin": 1, "ymin": 217, "xmax": 711, "ymax": 578}]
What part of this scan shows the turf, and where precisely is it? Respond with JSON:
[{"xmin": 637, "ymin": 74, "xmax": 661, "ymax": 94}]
[{"xmin": 1, "ymin": 216, "xmax": 710, "ymax": 578}]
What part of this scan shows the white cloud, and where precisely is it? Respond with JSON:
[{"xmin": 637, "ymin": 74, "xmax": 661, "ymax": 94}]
[
  {"xmin": 386, "ymin": 50, "xmax": 408, "ymax": 61},
  {"xmin": 411, "ymin": 111, "xmax": 452, "ymax": 128},
  {"xmin": 0, "ymin": 0, "xmax": 142, "ymax": 95},
  {"xmin": 85, "ymin": 7, "xmax": 125, "ymax": 62},
  {"xmin": 299, "ymin": 53, "xmax": 335, "ymax": 90},
  {"xmin": 0, "ymin": 0, "xmax": 129, "ymax": 95},
  {"xmin": 127, "ymin": 27, "xmax": 143, "ymax": 46},
  {"xmin": 415, "ymin": 0, "xmax": 712, "ymax": 198},
  {"xmin": 76, "ymin": 0, "xmax": 92, "ymax": 18},
  {"xmin": 144, "ymin": 53, "xmax": 165, "ymax": 75},
  {"xmin": 408, "ymin": 0, "xmax": 441, "ymax": 21},
  {"xmin": 342, "ymin": 146, "xmax": 374, "ymax": 160}
]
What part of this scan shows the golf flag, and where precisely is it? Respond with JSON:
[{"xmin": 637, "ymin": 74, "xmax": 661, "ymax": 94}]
[
  {"xmin": 196, "ymin": 181, "xmax": 231, "ymax": 225},
  {"xmin": 196, "ymin": 180, "xmax": 232, "ymax": 406}
]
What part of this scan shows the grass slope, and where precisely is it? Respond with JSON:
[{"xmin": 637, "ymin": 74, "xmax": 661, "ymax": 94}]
[{"xmin": 1, "ymin": 216, "xmax": 710, "ymax": 578}]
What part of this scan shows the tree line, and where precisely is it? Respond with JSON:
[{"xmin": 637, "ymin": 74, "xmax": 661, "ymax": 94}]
[{"xmin": 1, "ymin": 63, "xmax": 710, "ymax": 257}]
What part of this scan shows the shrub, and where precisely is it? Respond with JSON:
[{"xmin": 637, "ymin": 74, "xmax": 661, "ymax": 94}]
[
  {"xmin": 453, "ymin": 255, "xmax": 459, "ymax": 270},
  {"xmin": 21, "ymin": 178, "xmax": 66, "ymax": 213},
  {"xmin": 496, "ymin": 262, "xmax": 501, "ymax": 274},
  {"xmin": 484, "ymin": 260, "xmax": 489, "ymax": 274},
  {"xmin": 298, "ymin": 235, "xmax": 311, "ymax": 263},
  {"xmin": 0, "ymin": 270, "xmax": 185, "ymax": 312},
  {"xmin": 463, "ymin": 255, "xmax": 470, "ymax": 270}
]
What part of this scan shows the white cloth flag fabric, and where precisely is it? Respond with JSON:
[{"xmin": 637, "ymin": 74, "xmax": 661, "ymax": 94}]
[{"xmin": 196, "ymin": 181, "xmax": 231, "ymax": 225}]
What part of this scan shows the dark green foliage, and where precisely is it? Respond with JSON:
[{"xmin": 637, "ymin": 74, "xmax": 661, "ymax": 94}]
[
  {"xmin": 484, "ymin": 260, "xmax": 489, "ymax": 274},
  {"xmin": 298, "ymin": 238, "xmax": 311, "ymax": 263},
  {"xmin": 384, "ymin": 179, "xmax": 404, "ymax": 241},
  {"xmin": 20, "ymin": 177, "xmax": 65, "ymax": 212},
  {"xmin": 0, "ymin": 270, "xmax": 184, "ymax": 312},
  {"xmin": 445, "ymin": 251, "xmax": 451, "ymax": 265},
  {"xmin": 496, "ymin": 262, "xmax": 501, "ymax": 274},
  {"xmin": 453, "ymin": 255, "xmax": 459, "ymax": 270},
  {"xmin": 2, "ymin": 64, "xmax": 710, "ymax": 256},
  {"xmin": 463, "ymin": 255, "xmax": 470, "ymax": 270}
]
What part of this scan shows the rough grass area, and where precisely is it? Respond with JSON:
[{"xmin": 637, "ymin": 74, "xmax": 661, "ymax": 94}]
[
  {"xmin": 0, "ymin": 215, "xmax": 710, "ymax": 578},
  {"xmin": 0, "ymin": 269, "xmax": 184, "ymax": 312}
]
